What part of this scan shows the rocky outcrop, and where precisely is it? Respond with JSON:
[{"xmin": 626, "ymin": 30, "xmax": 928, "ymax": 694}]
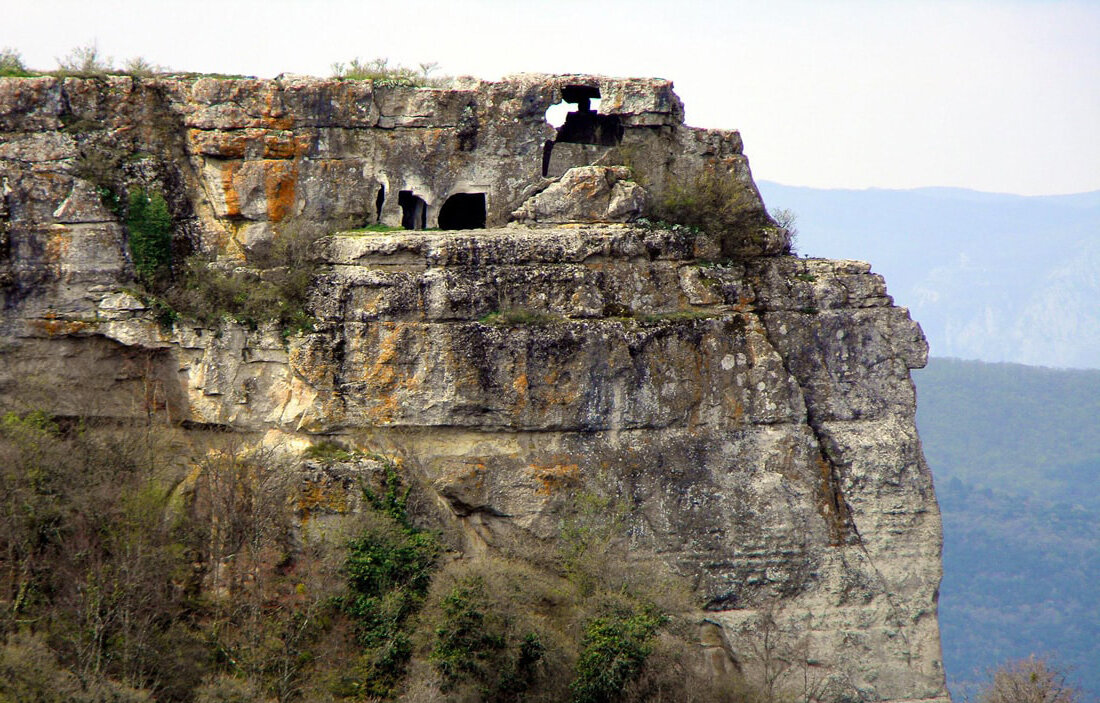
[{"xmin": 0, "ymin": 73, "xmax": 946, "ymax": 702}]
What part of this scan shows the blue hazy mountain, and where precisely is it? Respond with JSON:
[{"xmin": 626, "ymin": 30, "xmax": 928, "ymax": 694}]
[{"xmin": 757, "ymin": 182, "xmax": 1100, "ymax": 369}]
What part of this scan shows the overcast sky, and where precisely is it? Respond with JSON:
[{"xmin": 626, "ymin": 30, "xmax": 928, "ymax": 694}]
[{"xmin": 3, "ymin": 0, "xmax": 1097, "ymax": 195}]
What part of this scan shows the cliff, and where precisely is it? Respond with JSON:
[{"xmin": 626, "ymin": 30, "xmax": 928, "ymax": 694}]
[{"xmin": 0, "ymin": 73, "xmax": 946, "ymax": 702}]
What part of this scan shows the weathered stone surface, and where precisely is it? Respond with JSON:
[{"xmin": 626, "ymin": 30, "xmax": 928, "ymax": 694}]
[
  {"xmin": 511, "ymin": 165, "xmax": 646, "ymax": 223},
  {"xmin": 0, "ymin": 74, "xmax": 946, "ymax": 703}
]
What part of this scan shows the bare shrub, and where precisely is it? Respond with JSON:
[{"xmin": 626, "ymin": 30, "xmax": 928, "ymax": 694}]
[
  {"xmin": 331, "ymin": 57, "xmax": 449, "ymax": 87},
  {"xmin": 978, "ymin": 657, "xmax": 1079, "ymax": 703},
  {"xmin": 122, "ymin": 56, "xmax": 167, "ymax": 77},
  {"xmin": 56, "ymin": 42, "xmax": 114, "ymax": 76}
]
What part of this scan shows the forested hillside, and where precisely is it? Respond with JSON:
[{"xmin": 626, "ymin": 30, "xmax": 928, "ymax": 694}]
[{"xmin": 913, "ymin": 359, "xmax": 1100, "ymax": 700}]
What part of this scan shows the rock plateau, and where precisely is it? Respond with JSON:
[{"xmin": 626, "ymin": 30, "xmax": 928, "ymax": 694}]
[{"xmin": 0, "ymin": 72, "xmax": 947, "ymax": 703}]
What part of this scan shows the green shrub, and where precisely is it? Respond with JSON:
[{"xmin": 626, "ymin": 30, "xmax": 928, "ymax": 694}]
[
  {"xmin": 650, "ymin": 166, "xmax": 765, "ymax": 238},
  {"xmin": 338, "ymin": 463, "xmax": 439, "ymax": 698},
  {"xmin": 0, "ymin": 48, "xmax": 34, "ymax": 77},
  {"xmin": 570, "ymin": 606, "xmax": 667, "ymax": 703},
  {"xmin": 428, "ymin": 577, "xmax": 544, "ymax": 699},
  {"xmin": 164, "ymin": 224, "xmax": 321, "ymax": 334},
  {"xmin": 126, "ymin": 188, "xmax": 173, "ymax": 282},
  {"xmin": 302, "ymin": 439, "xmax": 360, "ymax": 464}
]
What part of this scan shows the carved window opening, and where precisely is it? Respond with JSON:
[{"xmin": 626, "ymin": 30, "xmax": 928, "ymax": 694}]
[
  {"xmin": 549, "ymin": 85, "xmax": 623, "ymax": 147},
  {"xmin": 398, "ymin": 190, "xmax": 427, "ymax": 230},
  {"xmin": 375, "ymin": 185, "xmax": 385, "ymax": 223},
  {"xmin": 438, "ymin": 193, "xmax": 487, "ymax": 230}
]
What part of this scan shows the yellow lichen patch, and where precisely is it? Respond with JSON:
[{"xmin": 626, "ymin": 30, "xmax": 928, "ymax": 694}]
[
  {"xmin": 220, "ymin": 160, "xmax": 242, "ymax": 217},
  {"xmin": 535, "ymin": 367, "xmax": 581, "ymax": 413},
  {"xmin": 264, "ymin": 160, "xmax": 298, "ymax": 222},
  {"xmin": 729, "ymin": 396, "xmax": 745, "ymax": 426},
  {"xmin": 530, "ymin": 462, "xmax": 581, "ymax": 496},
  {"xmin": 359, "ymin": 321, "xmax": 426, "ymax": 425},
  {"xmin": 297, "ymin": 480, "xmax": 350, "ymax": 523},
  {"xmin": 438, "ymin": 460, "xmax": 488, "ymax": 492},
  {"xmin": 43, "ymin": 227, "xmax": 72, "ymax": 268}
]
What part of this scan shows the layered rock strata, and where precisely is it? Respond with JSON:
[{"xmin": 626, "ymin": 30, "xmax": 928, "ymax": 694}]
[{"xmin": 0, "ymin": 73, "xmax": 947, "ymax": 702}]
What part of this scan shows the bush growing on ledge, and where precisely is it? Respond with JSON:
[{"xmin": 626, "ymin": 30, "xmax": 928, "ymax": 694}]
[
  {"xmin": 126, "ymin": 188, "xmax": 174, "ymax": 283},
  {"xmin": 0, "ymin": 48, "xmax": 34, "ymax": 77},
  {"xmin": 163, "ymin": 223, "xmax": 323, "ymax": 334},
  {"xmin": 480, "ymin": 308, "xmax": 567, "ymax": 326},
  {"xmin": 650, "ymin": 166, "xmax": 765, "ymax": 238}
]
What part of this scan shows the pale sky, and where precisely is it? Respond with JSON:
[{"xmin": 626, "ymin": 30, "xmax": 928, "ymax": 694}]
[{"xmin": 3, "ymin": 0, "xmax": 1098, "ymax": 195}]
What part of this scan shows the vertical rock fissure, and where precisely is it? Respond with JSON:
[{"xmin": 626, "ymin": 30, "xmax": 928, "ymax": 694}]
[
  {"xmin": 754, "ymin": 309, "xmax": 917, "ymax": 668},
  {"xmin": 752, "ymin": 308, "xmax": 855, "ymax": 546}
]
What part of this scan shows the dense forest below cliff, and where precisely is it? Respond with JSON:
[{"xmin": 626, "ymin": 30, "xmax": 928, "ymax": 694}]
[{"xmin": 913, "ymin": 358, "xmax": 1100, "ymax": 701}]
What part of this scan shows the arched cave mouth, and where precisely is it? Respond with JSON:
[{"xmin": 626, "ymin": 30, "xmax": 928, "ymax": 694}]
[
  {"xmin": 398, "ymin": 190, "xmax": 427, "ymax": 230},
  {"xmin": 438, "ymin": 192, "xmax": 487, "ymax": 230}
]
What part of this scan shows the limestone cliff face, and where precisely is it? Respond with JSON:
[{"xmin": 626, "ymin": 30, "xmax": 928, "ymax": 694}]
[{"xmin": 0, "ymin": 74, "xmax": 946, "ymax": 702}]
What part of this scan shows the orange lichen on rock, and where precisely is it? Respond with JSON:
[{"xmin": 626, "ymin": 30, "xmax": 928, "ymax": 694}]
[
  {"xmin": 262, "ymin": 131, "xmax": 310, "ymax": 159},
  {"xmin": 220, "ymin": 161, "xmax": 242, "ymax": 217},
  {"xmin": 359, "ymin": 322, "xmax": 426, "ymax": 424},
  {"xmin": 189, "ymin": 129, "xmax": 253, "ymax": 159},
  {"xmin": 264, "ymin": 160, "xmax": 298, "ymax": 222},
  {"xmin": 530, "ymin": 462, "xmax": 581, "ymax": 495},
  {"xmin": 27, "ymin": 315, "xmax": 90, "ymax": 337}
]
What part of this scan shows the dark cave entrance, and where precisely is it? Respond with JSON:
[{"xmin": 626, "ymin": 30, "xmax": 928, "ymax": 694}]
[
  {"xmin": 375, "ymin": 185, "xmax": 385, "ymax": 223},
  {"xmin": 398, "ymin": 190, "xmax": 427, "ymax": 229},
  {"xmin": 438, "ymin": 192, "xmax": 487, "ymax": 230}
]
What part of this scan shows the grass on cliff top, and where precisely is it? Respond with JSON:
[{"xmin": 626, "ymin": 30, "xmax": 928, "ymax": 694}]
[
  {"xmin": 345, "ymin": 223, "xmax": 405, "ymax": 234},
  {"xmin": 331, "ymin": 57, "xmax": 451, "ymax": 87}
]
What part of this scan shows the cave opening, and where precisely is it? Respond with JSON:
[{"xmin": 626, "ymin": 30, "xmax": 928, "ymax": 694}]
[
  {"xmin": 398, "ymin": 190, "xmax": 427, "ymax": 230},
  {"xmin": 438, "ymin": 192, "xmax": 487, "ymax": 230},
  {"xmin": 375, "ymin": 185, "xmax": 385, "ymax": 223}
]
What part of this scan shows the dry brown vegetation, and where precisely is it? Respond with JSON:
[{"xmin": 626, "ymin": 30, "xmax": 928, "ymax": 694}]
[{"xmin": 0, "ymin": 408, "xmax": 837, "ymax": 702}]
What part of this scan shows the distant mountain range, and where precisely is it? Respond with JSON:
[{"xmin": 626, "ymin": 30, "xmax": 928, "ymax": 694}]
[
  {"xmin": 757, "ymin": 182, "xmax": 1100, "ymax": 369},
  {"xmin": 913, "ymin": 358, "xmax": 1100, "ymax": 701}
]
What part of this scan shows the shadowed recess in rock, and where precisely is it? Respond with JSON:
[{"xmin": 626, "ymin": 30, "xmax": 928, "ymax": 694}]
[
  {"xmin": 438, "ymin": 192, "xmax": 487, "ymax": 230},
  {"xmin": 399, "ymin": 189, "xmax": 427, "ymax": 229}
]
